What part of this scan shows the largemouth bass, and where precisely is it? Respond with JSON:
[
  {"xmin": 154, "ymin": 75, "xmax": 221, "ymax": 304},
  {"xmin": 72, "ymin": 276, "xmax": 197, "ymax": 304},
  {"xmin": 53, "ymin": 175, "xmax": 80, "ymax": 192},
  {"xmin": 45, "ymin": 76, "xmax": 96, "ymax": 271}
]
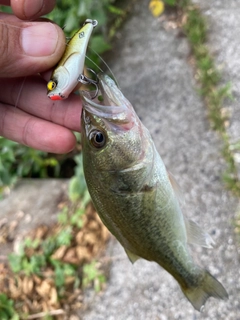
[{"xmin": 80, "ymin": 73, "xmax": 228, "ymax": 311}]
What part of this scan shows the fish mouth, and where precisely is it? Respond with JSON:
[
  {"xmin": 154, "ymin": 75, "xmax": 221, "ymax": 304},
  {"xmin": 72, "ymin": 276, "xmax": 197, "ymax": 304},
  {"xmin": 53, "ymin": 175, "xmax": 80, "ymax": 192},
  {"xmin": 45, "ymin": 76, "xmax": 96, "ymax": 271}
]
[{"xmin": 80, "ymin": 73, "xmax": 133, "ymax": 123}]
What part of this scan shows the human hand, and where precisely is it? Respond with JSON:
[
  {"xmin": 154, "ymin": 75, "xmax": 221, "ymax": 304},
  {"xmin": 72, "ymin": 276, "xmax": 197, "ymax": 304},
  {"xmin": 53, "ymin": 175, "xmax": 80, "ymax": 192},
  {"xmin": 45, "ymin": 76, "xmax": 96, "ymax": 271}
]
[{"xmin": 0, "ymin": 0, "xmax": 82, "ymax": 154}]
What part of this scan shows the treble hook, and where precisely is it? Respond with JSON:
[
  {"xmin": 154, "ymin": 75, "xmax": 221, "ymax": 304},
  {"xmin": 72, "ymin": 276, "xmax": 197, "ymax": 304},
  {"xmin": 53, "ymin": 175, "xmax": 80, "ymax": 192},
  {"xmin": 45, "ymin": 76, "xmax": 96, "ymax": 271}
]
[{"xmin": 78, "ymin": 68, "xmax": 99, "ymax": 99}]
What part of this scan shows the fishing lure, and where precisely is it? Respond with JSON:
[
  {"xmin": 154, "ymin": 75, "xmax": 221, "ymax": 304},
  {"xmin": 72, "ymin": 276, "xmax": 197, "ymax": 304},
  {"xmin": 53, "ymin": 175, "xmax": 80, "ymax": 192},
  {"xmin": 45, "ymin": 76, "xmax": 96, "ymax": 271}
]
[{"xmin": 47, "ymin": 19, "xmax": 98, "ymax": 100}]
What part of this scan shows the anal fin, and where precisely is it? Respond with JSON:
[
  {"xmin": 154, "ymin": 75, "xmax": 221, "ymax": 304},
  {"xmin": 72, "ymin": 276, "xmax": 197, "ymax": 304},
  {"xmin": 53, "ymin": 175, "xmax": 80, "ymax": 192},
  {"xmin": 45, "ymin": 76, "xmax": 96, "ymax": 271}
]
[{"xmin": 125, "ymin": 248, "xmax": 140, "ymax": 264}]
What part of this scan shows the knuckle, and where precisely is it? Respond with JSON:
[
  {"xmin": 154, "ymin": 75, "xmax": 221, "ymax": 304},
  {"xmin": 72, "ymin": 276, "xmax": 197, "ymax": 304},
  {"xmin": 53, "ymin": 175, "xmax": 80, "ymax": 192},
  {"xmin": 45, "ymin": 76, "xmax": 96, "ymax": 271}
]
[
  {"xmin": 0, "ymin": 23, "xmax": 11, "ymax": 64},
  {"xmin": 22, "ymin": 117, "xmax": 35, "ymax": 146},
  {"xmin": 0, "ymin": 22, "xmax": 20, "ymax": 76}
]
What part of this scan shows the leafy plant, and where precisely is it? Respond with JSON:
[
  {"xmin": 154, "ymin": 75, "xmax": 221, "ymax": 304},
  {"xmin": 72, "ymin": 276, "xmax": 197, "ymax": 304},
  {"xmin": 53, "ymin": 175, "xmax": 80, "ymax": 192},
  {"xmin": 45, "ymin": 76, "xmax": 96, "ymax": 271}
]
[
  {"xmin": 56, "ymin": 227, "xmax": 73, "ymax": 247},
  {"xmin": 68, "ymin": 153, "xmax": 90, "ymax": 204},
  {"xmin": 47, "ymin": 0, "xmax": 122, "ymax": 32},
  {"xmin": 8, "ymin": 254, "xmax": 23, "ymax": 274},
  {"xmin": 50, "ymin": 259, "xmax": 78, "ymax": 290},
  {"xmin": 0, "ymin": 294, "xmax": 19, "ymax": 320},
  {"xmin": 83, "ymin": 260, "xmax": 106, "ymax": 292},
  {"xmin": 0, "ymin": 138, "xmax": 59, "ymax": 193},
  {"xmin": 164, "ymin": 0, "xmax": 177, "ymax": 5},
  {"xmin": 8, "ymin": 252, "xmax": 46, "ymax": 276}
]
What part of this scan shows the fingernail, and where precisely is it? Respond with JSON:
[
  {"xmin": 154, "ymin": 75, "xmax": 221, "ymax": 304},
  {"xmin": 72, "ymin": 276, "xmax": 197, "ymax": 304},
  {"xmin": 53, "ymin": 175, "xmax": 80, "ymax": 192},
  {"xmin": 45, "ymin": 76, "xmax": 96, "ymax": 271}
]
[
  {"xmin": 24, "ymin": 0, "xmax": 43, "ymax": 18},
  {"xmin": 21, "ymin": 23, "xmax": 59, "ymax": 57}
]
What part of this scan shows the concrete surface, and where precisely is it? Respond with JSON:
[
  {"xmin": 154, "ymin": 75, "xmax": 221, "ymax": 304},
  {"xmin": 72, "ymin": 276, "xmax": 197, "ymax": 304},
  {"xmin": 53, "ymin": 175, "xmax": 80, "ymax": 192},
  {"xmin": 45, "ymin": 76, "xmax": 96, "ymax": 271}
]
[
  {"xmin": 81, "ymin": 1, "xmax": 240, "ymax": 319},
  {"xmin": 0, "ymin": 179, "xmax": 68, "ymax": 256},
  {"xmin": 192, "ymin": 0, "xmax": 240, "ymax": 176}
]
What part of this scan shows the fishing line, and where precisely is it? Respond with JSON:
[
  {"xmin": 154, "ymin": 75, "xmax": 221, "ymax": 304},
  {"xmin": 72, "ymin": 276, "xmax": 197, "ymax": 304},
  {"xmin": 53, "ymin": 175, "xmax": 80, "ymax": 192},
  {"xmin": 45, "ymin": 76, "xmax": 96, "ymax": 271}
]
[
  {"xmin": 85, "ymin": 54, "xmax": 104, "ymax": 73},
  {"xmin": 88, "ymin": 46, "xmax": 120, "ymax": 88},
  {"xmin": 14, "ymin": 76, "xmax": 26, "ymax": 109}
]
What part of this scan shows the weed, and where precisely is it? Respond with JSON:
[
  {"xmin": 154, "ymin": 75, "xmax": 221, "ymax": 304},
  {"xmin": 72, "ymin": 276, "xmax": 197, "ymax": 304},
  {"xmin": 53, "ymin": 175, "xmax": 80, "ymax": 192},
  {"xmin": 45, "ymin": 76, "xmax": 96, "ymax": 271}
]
[
  {"xmin": 50, "ymin": 259, "xmax": 78, "ymax": 290},
  {"xmin": 178, "ymin": 3, "xmax": 240, "ymax": 195},
  {"xmin": 68, "ymin": 153, "xmax": 90, "ymax": 204},
  {"xmin": 0, "ymin": 138, "xmax": 59, "ymax": 194},
  {"xmin": 165, "ymin": 0, "xmax": 178, "ymax": 5},
  {"xmin": 83, "ymin": 261, "xmax": 106, "ymax": 293},
  {"xmin": 3, "ymin": 186, "xmax": 108, "ymax": 317},
  {"xmin": 0, "ymin": 294, "xmax": 19, "ymax": 320}
]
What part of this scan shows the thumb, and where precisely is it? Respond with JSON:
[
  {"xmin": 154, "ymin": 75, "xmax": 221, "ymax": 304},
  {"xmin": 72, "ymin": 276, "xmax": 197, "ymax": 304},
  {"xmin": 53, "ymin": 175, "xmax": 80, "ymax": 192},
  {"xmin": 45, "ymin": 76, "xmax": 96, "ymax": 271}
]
[{"xmin": 0, "ymin": 15, "xmax": 66, "ymax": 78}]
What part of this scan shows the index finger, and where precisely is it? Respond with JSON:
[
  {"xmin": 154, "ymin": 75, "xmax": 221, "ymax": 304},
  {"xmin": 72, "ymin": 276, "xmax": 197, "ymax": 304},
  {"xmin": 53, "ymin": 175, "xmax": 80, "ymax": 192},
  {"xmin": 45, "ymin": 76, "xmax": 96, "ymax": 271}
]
[{"xmin": 10, "ymin": 0, "xmax": 56, "ymax": 20}]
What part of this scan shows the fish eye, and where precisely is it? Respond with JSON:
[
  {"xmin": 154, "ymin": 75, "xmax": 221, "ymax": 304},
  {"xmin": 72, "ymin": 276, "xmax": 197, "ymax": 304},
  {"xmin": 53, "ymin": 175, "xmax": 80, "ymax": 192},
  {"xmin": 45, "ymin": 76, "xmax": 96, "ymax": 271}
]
[
  {"xmin": 47, "ymin": 80, "xmax": 57, "ymax": 91},
  {"xmin": 89, "ymin": 130, "xmax": 106, "ymax": 149}
]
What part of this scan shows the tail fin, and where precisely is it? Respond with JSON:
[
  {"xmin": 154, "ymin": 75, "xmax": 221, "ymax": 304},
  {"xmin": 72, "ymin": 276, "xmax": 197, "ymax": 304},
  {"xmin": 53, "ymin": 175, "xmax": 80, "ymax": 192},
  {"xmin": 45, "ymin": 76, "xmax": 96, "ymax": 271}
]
[{"xmin": 182, "ymin": 270, "xmax": 228, "ymax": 311}]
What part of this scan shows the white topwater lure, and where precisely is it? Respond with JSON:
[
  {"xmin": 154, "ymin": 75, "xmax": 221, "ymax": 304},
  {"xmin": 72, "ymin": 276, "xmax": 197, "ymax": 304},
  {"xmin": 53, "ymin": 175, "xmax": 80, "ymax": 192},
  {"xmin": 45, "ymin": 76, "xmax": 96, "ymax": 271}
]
[{"xmin": 47, "ymin": 19, "xmax": 98, "ymax": 100}]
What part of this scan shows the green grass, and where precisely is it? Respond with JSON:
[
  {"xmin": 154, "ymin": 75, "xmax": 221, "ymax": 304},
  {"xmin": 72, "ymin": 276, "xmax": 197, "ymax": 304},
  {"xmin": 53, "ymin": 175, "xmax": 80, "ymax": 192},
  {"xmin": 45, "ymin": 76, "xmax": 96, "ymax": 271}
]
[{"xmin": 0, "ymin": 294, "xmax": 19, "ymax": 320}]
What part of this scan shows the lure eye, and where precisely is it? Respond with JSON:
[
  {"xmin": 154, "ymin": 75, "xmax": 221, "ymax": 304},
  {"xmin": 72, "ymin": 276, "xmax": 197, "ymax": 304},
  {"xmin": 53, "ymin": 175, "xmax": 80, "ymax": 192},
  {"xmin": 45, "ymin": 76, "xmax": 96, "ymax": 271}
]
[
  {"xmin": 89, "ymin": 130, "xmax": 106, "ymax": 149},
  {"xmin": 79, "ymin": 31, "xmax": 85, "ymax": 38},
  {"xmin": 47, "ymin": 80, "xmax": 57, "ymax": 91}
]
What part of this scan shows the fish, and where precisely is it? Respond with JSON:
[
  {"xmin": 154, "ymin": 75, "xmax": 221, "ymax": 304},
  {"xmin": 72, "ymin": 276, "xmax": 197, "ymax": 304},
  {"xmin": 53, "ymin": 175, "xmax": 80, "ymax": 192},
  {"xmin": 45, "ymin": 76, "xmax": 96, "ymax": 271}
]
[
  {"xmin": 47, "ymin": 19, "xmax": 98, "ymax": 100},
  {"xmin": 80, "ymin": 73, "xmax": 228, "ymax": 311}
]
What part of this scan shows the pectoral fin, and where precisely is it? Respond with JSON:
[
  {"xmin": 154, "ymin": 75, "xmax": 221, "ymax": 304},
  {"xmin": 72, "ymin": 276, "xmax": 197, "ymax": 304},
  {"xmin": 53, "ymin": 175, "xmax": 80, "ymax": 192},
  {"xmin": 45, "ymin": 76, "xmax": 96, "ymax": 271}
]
[
  {"xmin": 167, "ymin": 170, "xmax": 185, "ymax": 205},
  {"xmin": 125, "ymin": 248, "xmax": 140, "ymax": 264},
  {"xmin": 184, "ymin": 217, "xmax": 215, "ymax": 248}
]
